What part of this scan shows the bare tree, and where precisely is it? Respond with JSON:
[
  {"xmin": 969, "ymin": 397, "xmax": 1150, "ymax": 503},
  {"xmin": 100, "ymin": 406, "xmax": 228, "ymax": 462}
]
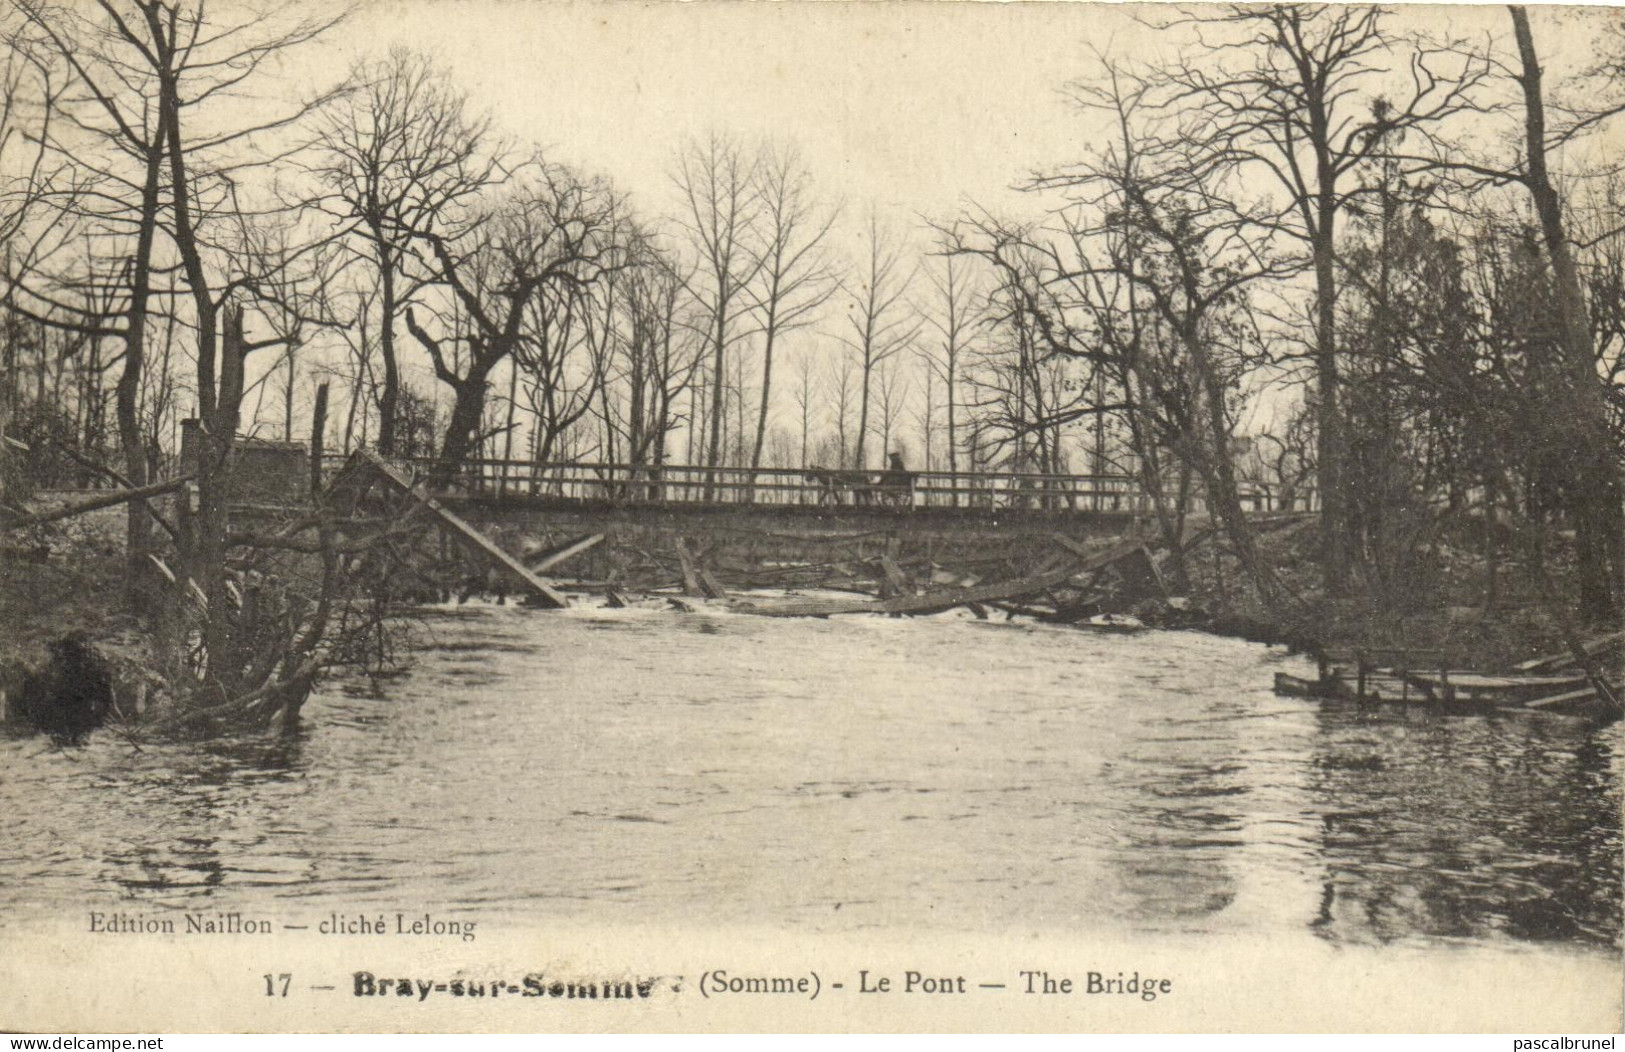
[
  {"xmin": 789, "ymin": 345, "xmax": 820, "ymax": 468},
  {"xmin": 1362, "ymin": 7, "xmax": 1625, "ymax": 620},
  {"xmin": 1158, "ymin": 6, "xmax": 1487, "ymax": 594},
  {"xmin": 920, "ymin": 247, "xmax": 981, "ymax": 486},
  {"xmin": 946, "ymin": 56, "xmax": 1297, "ymax": 608},
  {"xmin": 827, "ymin": 352, "xmax": 856, "ymax": 468},
  {"xmin": 404, "ymin": 164, "xmax": 620, "ymax": 485},
  {"xmin": 669, "ymin": 131, "xmax": 763, "ymax": 485},
  {"xmin": 871, "ymin": 356, "xmax": 909, "ymax": 467},
  {"xmin": 842, "ymin": 212, "xmax": 919, "ymax": 469},
  {"xmin": 7, "ymin": 0, "xmax": 173, "ymax": 590},
  {"xmin": 312, "ymin": 48, "xmax": 500, "ymax": 456},
  {"xmin": 744, "ymin": 141, "xmax": 839, "ymax": 471},
  {"xmin": 1501, "ymin": 7, "xmax": 1622, "ymax": 619},
  {"xmin": 614, "ymin": 233, "xmax": 701, "ymax": 473},
  {"xmin": 964, "ymin": 242, "xmax": 1089, "ymax": 480}
]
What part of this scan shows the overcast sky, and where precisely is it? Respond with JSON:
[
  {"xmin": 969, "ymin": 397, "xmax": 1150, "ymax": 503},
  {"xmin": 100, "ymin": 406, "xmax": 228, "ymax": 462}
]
[
  {"xmin": 315, "ymin": 1, "xmax": 1593, "ymax": 229},
  {"xmin": 324, "ymin": 2, "xmax": 1191, "ymax": 224},
  {"xmin": 238, "ymin": 1, "xmax": 1617, "ymax": 439}
]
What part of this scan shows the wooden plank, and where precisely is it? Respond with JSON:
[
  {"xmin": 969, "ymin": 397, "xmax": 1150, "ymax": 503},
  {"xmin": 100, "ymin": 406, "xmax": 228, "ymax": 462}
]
[
  {"xmin": 1400, "ymin": 671, "xmax": 1589, "ymax": 692},
  {"xmin": 354, "ymin": 450, "xmax": 568, "ymax": 608},
  {"xmin": 735, "ymin": 533, "xmax": 1166, "ymax": 619},
  {"xmin": 1513, "ymin": 630, "xmax": 1625, "ymax": 672},
  {"xmin": 1052, "ymin": 534, "xmax": 1170, "ymax": 577},
  {"xmin": 733, "ymin": 559, "xmax": 1095, "ymax": 618},
  {"xmin": 147, "ymin": 553, "xmax": 177, "ymax": 585},
  {"xmin": 526, "ymin": 533, "xmax": 603, "ymax": 573},
  {"xmin": 697, "ymin": 568, "xmax": 728, "ymax": 601},
  {"xmin": 1050, "ymin": 532, "xmax": 1094, "ymax": 560},
  {"xmin": 1525, "ymin": 687, "xmax": 1600, "ymax": 710}
]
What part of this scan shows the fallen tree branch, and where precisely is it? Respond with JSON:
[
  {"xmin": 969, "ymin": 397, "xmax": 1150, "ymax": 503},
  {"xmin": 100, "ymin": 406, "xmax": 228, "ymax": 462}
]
[
  {"xmin": 1, "ymin": 476, "xmax": 193, "ymax": 531},
  {"xmin": 50, "ymin": 441, "xmax": 181, "ymax": 541}
]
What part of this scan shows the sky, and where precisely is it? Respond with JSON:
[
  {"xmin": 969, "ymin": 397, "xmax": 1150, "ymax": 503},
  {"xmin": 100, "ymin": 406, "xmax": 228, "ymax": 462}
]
[
  {"xmin": 232, "ymin": 1, "xmax": 1618, "ymax": 449},
  {"xmin": 325, "ymin": 1, "xmax": 1175, "ymax": 223},
  {"xmin": 309, "ymin": 1, "xmax": 1594, "ymax": 224}
]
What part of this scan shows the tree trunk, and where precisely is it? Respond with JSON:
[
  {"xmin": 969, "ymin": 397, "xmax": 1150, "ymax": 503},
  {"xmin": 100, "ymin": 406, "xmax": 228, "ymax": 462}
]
[
  {"xmin": 705, "ymin": 302, "xmax": 726, "ymax": 468},
  {"xmin": 117, "ymin": 148, "xmax": 164, "ymax": 602},
  {"xmin": 1511, "ymin": 5, "xmax": 1624, "ymax": 621},
  {"xmin": 433, "ymin": 363, "xmax": 495, "ymax": 489},
  {"xmin": 1191, "ymin": 346, "xmax": 1282, "ymax": 615},
  {"xmin": 855, "ymin": 359, "xmax": 873, "ymax": 469},
  {"xmin": 1312, "ymin": 194, "xmax": 1348, "ymax": 598},
  {"xmin": 377, "ymin": 245, "xmax": 400, "ymax": 456},
  {"xmin": 946, "ymin": 354, "xmax": 958, "ymax": 498},
  {"xmin": 751, "ymin": 317, "xmax": 777, "ymax": 470},
  {"xmin": 196, "ymin": 308, "xmax": 243, "ymax": 699}
]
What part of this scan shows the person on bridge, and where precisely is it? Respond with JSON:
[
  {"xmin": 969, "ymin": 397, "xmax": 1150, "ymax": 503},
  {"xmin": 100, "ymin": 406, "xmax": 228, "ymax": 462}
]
[{"xmin": 881, "ymin": 452, "xmax": 916, "ymax": 508}]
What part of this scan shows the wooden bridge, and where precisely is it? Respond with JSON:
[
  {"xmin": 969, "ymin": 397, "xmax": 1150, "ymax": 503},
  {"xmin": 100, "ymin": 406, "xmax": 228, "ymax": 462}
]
[{"xmin": 316, "ymin": 455, "xmax": 1279, "ymax": 517}]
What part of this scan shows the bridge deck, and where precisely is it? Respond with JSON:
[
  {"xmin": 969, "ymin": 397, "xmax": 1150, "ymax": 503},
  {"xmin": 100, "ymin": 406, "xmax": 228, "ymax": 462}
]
[{"xmin": 337, "ymin": 456, "xmax": 1183, "ymax": 514}]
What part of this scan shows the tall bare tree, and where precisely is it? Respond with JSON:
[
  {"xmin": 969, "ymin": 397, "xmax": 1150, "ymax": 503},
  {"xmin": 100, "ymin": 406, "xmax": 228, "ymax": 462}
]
[
  {"xmin": 403, "ymin": 164, "xmax": 619, "ymax": 486},
  {"xmin": 920, "ymin": 247, "xmax": 980, "ymax": 486},
  {"xmin": 7, "ymin": 0, "xmax": 171, "ymax": 590},
  {"xmin": 669, "ymin": 132, "xmax": 763, "ymax": 484},
  {"xmin": 744, "ymin": 141, "xmax": 839, "ymax": 471},
  {"xmin": 312, "ymin": 48, "xmax": 499, "ymax": 455},
  {"xmin": 842, "ymin": 212, "xmax": 919, "ymax": 469},
  {"xmin": 1160, "ymin": 5, "xmax": 1486, "ymax": 594}
]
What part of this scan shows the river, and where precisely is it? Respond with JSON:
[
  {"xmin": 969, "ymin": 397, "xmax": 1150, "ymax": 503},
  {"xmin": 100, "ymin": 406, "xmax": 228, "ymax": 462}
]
[{"xmin": 1, "ymin": 602, "xmax": 1620, "ymax": 952}]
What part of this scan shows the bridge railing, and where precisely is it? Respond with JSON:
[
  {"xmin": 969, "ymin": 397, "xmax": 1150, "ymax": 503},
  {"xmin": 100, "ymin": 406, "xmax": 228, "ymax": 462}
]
[
  {"xmin": 336, "ymin": 455, "xmax": 1158, "ymax": 512},
  {"xmin": 325, "ymin": 453, "xmax": 1316, "ymax": 513}
]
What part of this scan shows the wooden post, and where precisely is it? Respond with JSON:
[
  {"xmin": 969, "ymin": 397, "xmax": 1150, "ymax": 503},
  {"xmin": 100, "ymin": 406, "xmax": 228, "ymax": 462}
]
[
  {"xmin": 675, "ymin": 538, "xmax": 704, "ymax": 598},
  {"xmin": 309, "ymin": 383, "xmax": 329, "ymax": 501}
]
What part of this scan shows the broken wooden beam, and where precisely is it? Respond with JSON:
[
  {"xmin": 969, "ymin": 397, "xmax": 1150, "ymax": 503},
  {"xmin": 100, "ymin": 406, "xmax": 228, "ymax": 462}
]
[
  {"xmin": 1, "ymin": 475, "xmax": 192, "ymax": 531},
  {"xmin": 674, "ymin": 538, "xmax": 726, "ymax": 599},
  {"xmin": 731, "ymin": 532, "xmax": 1173, "ymax": 619},
  {"xmin": 698, "ymin": 567, "xmax": 728, "ymax": 601},
  {"xmin": 1525, "ymin": 686, "xmax": 1600, "ymax": 711},
  {"xmin": 1513, "ymin": 630, "xmax": 1625, "ymax": 672},
  {"xmin": 352, "ymin": 450, "xmax": 568, "ymax": 608},
  {"xmin": 525, "ymin": 533, "xmax": 603, "ymax": 574}
]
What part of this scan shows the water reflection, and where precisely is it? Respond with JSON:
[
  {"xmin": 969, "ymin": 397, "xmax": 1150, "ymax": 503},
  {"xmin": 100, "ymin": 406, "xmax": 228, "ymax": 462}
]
[{"xmin": 1305, "ymin": 702, "xmax": 1621, "ymax": 946}]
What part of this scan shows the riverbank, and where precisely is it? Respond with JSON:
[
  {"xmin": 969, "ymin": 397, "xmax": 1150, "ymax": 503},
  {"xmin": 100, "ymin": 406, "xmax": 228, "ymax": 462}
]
[
  {"xmin": 1163, "ymin": 512, "xmax": 1611, "ymax": 674},
  {"xmin": 0, "ymin": 503, "xmax": 166, "ymax": 734}
]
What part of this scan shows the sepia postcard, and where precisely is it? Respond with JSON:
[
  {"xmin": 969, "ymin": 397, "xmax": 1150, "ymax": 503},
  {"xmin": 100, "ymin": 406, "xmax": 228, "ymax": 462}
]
[{"xmin": 0, "ymin": 0, "xmax": 1621, "ymax": 1035}]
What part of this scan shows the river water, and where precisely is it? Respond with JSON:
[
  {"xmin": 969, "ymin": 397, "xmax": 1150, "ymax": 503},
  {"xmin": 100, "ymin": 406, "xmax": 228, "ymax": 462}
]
[{"xmin": 1, "ymin": 603, "xmax": 1620, "ymax": 952}]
